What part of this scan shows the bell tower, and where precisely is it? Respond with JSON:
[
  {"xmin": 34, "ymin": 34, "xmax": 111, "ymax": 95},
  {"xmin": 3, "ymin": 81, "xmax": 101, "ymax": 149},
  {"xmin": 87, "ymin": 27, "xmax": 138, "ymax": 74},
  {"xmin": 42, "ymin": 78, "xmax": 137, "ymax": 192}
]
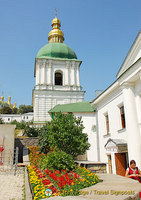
[{"xmin": 33, "ymin": 13, "xmax": 85, "ymax": 122}]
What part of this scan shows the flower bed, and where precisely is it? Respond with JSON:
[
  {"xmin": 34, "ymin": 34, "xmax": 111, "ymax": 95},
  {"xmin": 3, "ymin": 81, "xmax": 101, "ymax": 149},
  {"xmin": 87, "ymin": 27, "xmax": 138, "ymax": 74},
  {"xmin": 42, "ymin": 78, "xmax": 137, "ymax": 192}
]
[
  {"xmin": 29, "ymin": 146, "xmax": 45, "ymax": 166},
  {"xmin": 28, "ymin": 165, "xmax": 100, "ymax": 198},
  {"xmin": 28, "ymin": 146, "xmax": 101, "ymax": 199},
  {"xmin": 28, "ymin": 165, "xmax": 46, "ymax": 200},
  {"xmin": 28, "ymin": 165, "xmax": 60, "ymax": 199}
]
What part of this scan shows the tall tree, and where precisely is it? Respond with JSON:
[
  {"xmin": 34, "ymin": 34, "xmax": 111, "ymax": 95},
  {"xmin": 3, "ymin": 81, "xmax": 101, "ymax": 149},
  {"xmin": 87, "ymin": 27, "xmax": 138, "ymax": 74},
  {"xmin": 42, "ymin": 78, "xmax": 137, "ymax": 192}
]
[
  {"xmin": 17, "ymin": 105, "xmax": 33, "ymax": 114},
  {"xmin": 0, "ymin": 106, "xmax": 12, "ymax": 114},
  {"xmin": 38, "ymin": 112, "xmax": 90, "ymax": 158},
  {"xmin": 12, "ymin": 107, "xmax": 18, "ymax": 114}
]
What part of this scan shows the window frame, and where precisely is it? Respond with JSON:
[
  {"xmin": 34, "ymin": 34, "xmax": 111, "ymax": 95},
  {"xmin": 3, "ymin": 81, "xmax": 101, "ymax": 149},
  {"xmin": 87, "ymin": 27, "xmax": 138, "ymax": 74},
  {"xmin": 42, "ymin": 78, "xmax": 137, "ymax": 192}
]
[
  {"xmin": 120, "ymin": 105, "xmax": 126, "ymax": 129},
  {"xmin": 105, "ymin": 113, "xmax": 110, "ymax": 134}
]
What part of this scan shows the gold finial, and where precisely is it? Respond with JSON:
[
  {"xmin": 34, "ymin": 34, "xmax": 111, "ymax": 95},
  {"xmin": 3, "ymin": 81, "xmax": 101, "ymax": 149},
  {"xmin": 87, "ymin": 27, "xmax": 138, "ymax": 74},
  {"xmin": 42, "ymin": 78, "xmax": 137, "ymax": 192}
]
[
  {"xmin": 8, "ymin": 96, "xmax": 11, "ymax": 104},
  {"xmin": 8, "ymin": 96, "xmax": 13, "ymax": 108},
  {"xmin": 48, "ymin": 10, "xmax": 64, "ymax": 43},
  {"xmin": 13, "ymin": 102, "xmax": 17, "ymax": 108},
  {"xmin": 55, "ymin": 8, "xmax": 57, "ymax": 18},
  {"xmin": 1, "ymin": 96, "xmax": 4, "ymax": 101}
]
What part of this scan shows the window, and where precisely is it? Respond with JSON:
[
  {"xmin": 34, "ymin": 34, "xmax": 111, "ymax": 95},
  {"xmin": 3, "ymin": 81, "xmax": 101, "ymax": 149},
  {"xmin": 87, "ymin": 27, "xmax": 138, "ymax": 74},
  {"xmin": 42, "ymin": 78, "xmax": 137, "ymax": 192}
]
[
  {"xmin": 55, "ymin": 72, "xmax": 63, "ymax": 85},
  {"xmin": 105, "ymin": 114, "xmax": 110, "ymax": 134},
  {"xmin": 91, "ymin": 125, "xmax": 96, "ymax": 132},
  {"xmin": 120, "ymin": 106, "xmax": 126, "ymax": 129}
]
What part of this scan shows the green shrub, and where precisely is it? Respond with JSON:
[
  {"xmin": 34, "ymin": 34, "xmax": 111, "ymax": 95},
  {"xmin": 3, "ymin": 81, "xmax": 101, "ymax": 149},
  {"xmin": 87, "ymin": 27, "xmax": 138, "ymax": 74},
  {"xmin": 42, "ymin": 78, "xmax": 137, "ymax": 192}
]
[
  {"xmin": 10, "ymin": 120, "xmax": 26, "ymax": 129},
  {"xmin": 39, "ymin": 150, "xmax": 76, "ymax": 171},
  {"xmin": 23, "ymin": 125, "xmax": 39, "ymax": 137},
  {"xmin": 0, "ymin": 118, "xmax": 4, "ymax": 124}
]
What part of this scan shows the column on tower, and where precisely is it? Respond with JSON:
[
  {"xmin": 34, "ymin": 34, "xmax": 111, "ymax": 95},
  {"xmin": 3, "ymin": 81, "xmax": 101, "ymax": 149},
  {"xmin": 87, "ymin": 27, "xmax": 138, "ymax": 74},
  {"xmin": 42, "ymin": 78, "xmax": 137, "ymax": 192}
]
[
  {"xmin": 47, "ymin": 61, "xmax": 52, "ymax": 85},
  {"xmin": 70, "ymin": 62, "xmax": 75, "ymax": 86},
  {"xmin": 65, "ymin": 61, "xmax": 70, "ymax": 86},
  {"xmin": 36, "ymin": 62, "xmax": 39, "ymax": 85},
  {"xmin": 43, "ymin": 62, "xmax": 46, "ymax": 84},
  {"xmin": 40, "ymin": 62, "xmax": 46, "ymax": 85},
  {"xmin": 38, "ymin": 64, "xmax": 41, "ymax": 85},
  {"xmin": 76, "ymin": 64, "xmax": 80, "ymax": 87}
]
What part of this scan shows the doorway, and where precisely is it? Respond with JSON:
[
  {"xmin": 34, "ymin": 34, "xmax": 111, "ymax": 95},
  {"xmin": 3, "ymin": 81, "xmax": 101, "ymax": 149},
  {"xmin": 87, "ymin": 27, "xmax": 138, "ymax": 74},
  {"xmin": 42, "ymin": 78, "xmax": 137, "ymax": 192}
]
[{"xmin": 115, "ymin": 153, "xmax": 127, "ymax": 176}]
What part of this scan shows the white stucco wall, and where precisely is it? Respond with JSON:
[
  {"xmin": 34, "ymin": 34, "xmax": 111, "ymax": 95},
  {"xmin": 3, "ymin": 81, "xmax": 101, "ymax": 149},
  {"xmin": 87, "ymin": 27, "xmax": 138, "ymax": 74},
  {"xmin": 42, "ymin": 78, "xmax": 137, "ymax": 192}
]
[
  {"xmin": 92, "ymin": 57, "xmax": 141, "ymax": 174},
  {"xmin": 74, "ymin": 112, "xmax": 97, "ymax": 162},
  {"xmin": 96, "ymin": 89, "xmax": 128, "ymax": 165},
  {"xmin": 0, "ymin": 112, "xmax": 33, "ymax": 123}
]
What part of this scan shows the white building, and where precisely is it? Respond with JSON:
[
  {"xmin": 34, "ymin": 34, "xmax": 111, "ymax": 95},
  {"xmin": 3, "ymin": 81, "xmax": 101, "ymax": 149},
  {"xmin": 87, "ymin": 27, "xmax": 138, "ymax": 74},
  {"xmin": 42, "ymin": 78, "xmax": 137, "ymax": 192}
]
[
  {"xmin": 0, "ymin": 112, "xmax": 33, "ymax": 123},
  {"xmin": 33, "ymin": 16, "xmax": 85, "ymax": 123},
  {"xmin": 91, "ymin": 30, "xmax": 141, "ymax": 175}
]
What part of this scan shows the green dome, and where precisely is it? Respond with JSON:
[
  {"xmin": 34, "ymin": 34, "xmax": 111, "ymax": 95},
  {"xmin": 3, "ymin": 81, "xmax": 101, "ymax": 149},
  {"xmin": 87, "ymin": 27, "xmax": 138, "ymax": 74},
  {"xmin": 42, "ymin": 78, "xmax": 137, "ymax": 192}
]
[{"xmin": 36, "ymin": 43, "xmax": 77, "ymax": 60}]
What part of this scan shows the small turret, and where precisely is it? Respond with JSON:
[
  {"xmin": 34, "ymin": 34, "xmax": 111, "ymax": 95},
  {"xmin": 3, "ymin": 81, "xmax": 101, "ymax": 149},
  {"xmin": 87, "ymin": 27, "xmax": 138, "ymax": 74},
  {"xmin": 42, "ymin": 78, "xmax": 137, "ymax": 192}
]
[
  {"xmin": 1, "ymin": 96, "xmax": 4, "ymax": 102},
  {"xmin": 13, "ymin": 103, "xmax": 17, "ymax": 108}
]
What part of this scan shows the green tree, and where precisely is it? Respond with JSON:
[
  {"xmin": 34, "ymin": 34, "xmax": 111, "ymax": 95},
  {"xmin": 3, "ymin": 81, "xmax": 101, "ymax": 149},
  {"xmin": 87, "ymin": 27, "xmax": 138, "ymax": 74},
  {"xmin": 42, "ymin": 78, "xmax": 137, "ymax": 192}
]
[
  {"xmin": 0, "ymin": 118, "xmax": 4, "ymax": 124},
  {"xmin": 12, "ymin": 107, "xmax": 18, "ymax": 114},
  {"xmin": 10, "ymin": 120, "xmax": 26, "ymax": 129},
  {"xmin": 0, "ymin": 106, "xmax": 12, "ymax": 114},
  {"xmin": 38, "ymin": 112, "xmax": 90, "ymax": 158},
  {"xmin": 17, "ymin": 105, "xmax": 33, "ymax": 114},
  {"xmin": 23, "ymin": 125, "xmax": 39, "ymax": 137}
]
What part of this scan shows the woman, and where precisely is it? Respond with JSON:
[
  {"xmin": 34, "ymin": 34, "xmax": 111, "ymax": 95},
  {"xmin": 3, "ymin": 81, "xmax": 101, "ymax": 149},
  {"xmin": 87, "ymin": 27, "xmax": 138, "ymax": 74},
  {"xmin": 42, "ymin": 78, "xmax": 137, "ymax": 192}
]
[{"xmin": 125, "ymin": 160, "xmax": 141, "ymax": 183}]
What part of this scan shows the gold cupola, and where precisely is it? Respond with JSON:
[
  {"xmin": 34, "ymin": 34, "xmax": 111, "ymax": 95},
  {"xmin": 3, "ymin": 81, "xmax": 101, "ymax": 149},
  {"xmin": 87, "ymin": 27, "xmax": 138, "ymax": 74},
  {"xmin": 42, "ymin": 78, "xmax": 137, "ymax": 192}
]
[{"xmin": 48, "ymin": 11, "xmax": 64, "ymax": 43}]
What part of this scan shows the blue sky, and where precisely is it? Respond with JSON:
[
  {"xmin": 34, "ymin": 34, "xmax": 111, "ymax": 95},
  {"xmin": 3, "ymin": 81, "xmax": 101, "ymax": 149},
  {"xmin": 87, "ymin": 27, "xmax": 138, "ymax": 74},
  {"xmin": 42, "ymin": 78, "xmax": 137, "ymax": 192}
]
[{"xmin": 0, "ymin": 0, "xmax": 141, "ymax": 107}]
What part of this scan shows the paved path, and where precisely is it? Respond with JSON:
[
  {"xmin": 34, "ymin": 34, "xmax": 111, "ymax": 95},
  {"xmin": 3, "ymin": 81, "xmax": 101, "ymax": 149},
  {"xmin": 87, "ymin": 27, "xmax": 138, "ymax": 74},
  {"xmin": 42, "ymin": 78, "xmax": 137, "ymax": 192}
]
[
  {"xmin": 0, "ymin": 171, "xmax": 141, "ymax": 200},
  {"xmin": 49, "ymin": 173, "xmax": 141, "ymax": 200},
  {"xmin": 0, "ymin": 173, "xmax": 24, "ymax": 200}
]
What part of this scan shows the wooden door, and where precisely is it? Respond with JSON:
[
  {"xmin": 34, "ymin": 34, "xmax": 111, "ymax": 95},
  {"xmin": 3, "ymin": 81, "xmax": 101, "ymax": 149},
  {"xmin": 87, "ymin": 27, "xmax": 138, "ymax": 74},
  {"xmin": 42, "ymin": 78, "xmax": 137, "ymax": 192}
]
[
  {"xmin": 107, "ymin": 155, "xmax": 112, "ymax": 174},
  {"xmin": 115, "ymin": 153, "xmax": 126, "ymax": 176}
]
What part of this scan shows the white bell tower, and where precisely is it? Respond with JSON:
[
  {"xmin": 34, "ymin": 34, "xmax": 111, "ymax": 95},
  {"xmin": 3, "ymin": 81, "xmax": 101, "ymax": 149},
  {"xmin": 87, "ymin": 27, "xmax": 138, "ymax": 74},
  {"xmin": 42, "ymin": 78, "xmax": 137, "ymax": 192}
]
[{"xmin": 33, "ymin": 14, "xmax": 85, "ymax": 122}]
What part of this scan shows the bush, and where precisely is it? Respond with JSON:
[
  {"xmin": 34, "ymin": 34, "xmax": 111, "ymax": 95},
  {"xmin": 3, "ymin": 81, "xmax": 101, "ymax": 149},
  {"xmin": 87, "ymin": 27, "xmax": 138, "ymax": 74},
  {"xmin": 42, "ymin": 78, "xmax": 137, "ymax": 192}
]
[
  {"xmin": 38, "ymin": 112, "xmax": 90, "ymax": 158},
  {"xmin": 39, "ymin": 150, "xmax": 76, "ymax": 172},
  {"xmin": 0, "ymin": 118, "xmax": 4, "ymax": 124},
  {"xmin": 0, "ymin": 106, "xmax": 12, "ymax": 114},
  {"xmin": 10, "ymin": 120, "xmax": 26, "ymax": 129},
  {"xmin": 18, "ymin": 105, "xmax": 33, "ymax": 114},
  {"xmin": 23, "ymin": 125, "xmax": 39, "ymax": 137}
]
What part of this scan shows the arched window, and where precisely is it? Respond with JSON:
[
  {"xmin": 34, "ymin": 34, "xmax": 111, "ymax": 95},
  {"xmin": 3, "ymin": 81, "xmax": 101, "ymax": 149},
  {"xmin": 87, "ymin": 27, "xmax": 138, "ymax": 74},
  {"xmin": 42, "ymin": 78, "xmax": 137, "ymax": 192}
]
[{"xmin": 55, "ymin": 71, "xmax": 63, "ymax": 85}]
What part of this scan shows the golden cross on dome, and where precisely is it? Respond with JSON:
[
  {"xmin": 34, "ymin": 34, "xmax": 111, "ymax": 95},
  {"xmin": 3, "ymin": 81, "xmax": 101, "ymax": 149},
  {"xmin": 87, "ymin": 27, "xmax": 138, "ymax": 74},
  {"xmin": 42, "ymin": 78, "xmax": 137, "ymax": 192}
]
[{"xmin": 55, "ymin": 8, "xmax": 57, "ymax": 18}]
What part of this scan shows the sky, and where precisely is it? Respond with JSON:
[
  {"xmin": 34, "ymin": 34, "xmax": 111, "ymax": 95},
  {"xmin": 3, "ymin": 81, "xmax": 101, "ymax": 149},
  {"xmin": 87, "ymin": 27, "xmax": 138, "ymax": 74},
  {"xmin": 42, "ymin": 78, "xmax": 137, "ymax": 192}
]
[{"xmin": 0, "ymin": 0, "xmax": 141, "ymax": 107}]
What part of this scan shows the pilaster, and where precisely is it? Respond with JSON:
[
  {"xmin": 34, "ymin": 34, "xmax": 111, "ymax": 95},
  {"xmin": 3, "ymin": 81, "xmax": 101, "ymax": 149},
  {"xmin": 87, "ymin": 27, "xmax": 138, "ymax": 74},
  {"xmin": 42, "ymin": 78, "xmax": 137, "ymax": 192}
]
[
  {"xmin": 70, "ymin": 62, "xmax": 75, "ymax": 86},
  {"xmin": 47, "ymin": 61, "xmax": 52, "ymax": 85}
]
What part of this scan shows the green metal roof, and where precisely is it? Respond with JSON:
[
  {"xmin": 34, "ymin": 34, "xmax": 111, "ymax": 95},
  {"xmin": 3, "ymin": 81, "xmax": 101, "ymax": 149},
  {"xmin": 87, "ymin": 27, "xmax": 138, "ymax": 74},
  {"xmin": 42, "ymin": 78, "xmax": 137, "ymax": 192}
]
[
  {"xmin": 36, "ymin": 43, "xmax": 77, "ymax": 60},
  {"xmin": 49, "ymin": 101, "xmax": 95, "ymax": 113}
]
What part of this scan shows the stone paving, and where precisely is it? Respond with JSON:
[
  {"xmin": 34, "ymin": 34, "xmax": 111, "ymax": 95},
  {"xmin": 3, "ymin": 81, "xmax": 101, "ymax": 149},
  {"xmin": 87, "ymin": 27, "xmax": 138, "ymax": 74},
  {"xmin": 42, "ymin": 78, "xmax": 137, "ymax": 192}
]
[
  {"xmin": 0, "ymin": 170, "xmax": 141, "ymax": 200},
  {"xmin": 0, "ymin": 173, "xmax": 24, "ymax": 200}
]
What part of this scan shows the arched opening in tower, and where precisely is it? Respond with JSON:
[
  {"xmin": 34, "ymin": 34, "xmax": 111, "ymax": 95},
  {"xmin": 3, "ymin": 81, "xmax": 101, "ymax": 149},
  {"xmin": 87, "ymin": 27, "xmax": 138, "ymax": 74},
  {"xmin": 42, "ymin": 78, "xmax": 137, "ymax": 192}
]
[{"xmin": 55, "ymin": 72, "xmax": 63, "ymax": 85}]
